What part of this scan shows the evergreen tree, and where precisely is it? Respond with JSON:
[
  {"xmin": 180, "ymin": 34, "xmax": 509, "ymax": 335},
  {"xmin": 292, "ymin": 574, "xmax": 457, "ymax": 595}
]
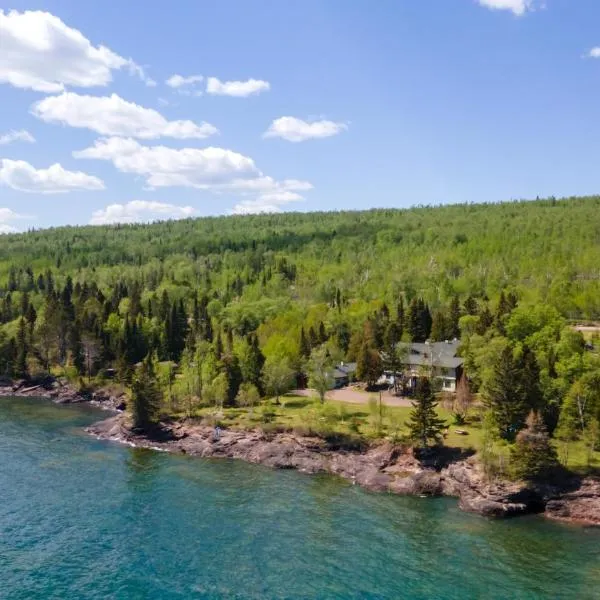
[
  {"xmin": 476, "ymin": 305, "xmax": 494, "ymax": 335},
  {"xmin": 130, "ymin": 354, "xmax": 163, "ymax": 431},
  {"xmin": 396, "ymin": 297, "xmax": 405, "ymax": 338},
  {"xmin": 511, "ymin": 411, "xmax": 559, "ymax": 481},
  {"xmin": 221, "ymin": 353, "xmax": 243, "ymax": 407},
  {"xmin": 3, "ymin": 337, "xmax": 16, "ymax": 377},
  {"xmin": 518, "ymin": 344, "xmax": 542, "ymax": 412},
  {"xmin": 408, "ymin": 298, "xmax": 432, "ymax": 342},
  {"xmin": 244, "ymin": 334, "xmax": 265, "ymax": 393},
  {"xmin": 407, "ymin": 377, "xmax": 446, "ymax": 448},
  {"xmin": 69, "ymin": 324, "xmax": 85, "ymax": 375},
  {"xmin": 15, "ymin": 317, "xmax": 28, "ymax": 378},
  {"xmin": 463, "ymin": 295, "xmax": 478, "ymax": 316},
  {"xmin": 483, "ymin": 345, "xmax": 529, "ymax": 440},
  {"xmin": 430, "ymin": 310, "xmax": 448, "ymax": 342},
  {"xmin": 448, "ymin": 295, "xmax": 461, "ymax": 339},
  {"xmin": 356, "ymin": 340, "xmax": 382, "ymax": 388},
  {"xmin": 299, "ymin": 327, "xmax": 310, "ymax": 359}
]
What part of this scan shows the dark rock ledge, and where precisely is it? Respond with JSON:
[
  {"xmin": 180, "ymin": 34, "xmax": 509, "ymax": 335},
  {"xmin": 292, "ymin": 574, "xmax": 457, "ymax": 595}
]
[
  {"xmin": 87, "ymin": 413, "xmax": 600, "ymax": 527},
  {"xmin": 0, "ymin": 377, "xmax": 126, "ymax": 411}
]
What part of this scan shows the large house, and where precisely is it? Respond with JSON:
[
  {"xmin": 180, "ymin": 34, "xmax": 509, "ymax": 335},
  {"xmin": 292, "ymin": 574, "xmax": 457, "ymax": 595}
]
[
  {"xmin": 380, "ymin": 339, "xmax": 464, "ymax": 393},
  {"xmin": 332, "ymin": 362, "xmax": 357, "ymax": 388}
]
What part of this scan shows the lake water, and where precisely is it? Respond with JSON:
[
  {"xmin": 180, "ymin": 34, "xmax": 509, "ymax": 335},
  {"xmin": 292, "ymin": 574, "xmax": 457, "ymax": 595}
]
[{"xmin": 1, "ymin": 396, "xmax": 599, "ymax": 600}]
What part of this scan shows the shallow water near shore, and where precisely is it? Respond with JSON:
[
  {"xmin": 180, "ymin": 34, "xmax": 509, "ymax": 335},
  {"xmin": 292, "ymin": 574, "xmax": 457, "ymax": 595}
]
[{"xmin": 1, "ymin": 397, "xmax": 599, "ymax": 600}]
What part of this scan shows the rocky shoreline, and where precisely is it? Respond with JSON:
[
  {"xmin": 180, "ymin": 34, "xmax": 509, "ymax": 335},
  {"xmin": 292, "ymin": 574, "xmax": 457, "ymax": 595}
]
[
  {"xmin": 3, "ymin": 380, "xmax": 598, "ymax": 526},
  {"xmin": 87, "ymin": 412, "xmax": 600, "ymax": 527},
  {"xmin": 0, "ymin": 378, "xmax": 126, "ymax": 411}
]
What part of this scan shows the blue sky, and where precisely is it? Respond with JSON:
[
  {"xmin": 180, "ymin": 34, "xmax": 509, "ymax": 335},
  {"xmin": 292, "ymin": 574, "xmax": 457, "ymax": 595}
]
[{"xmin": 1, "ymin": 0, "xmax": 600, "ymax": 231}]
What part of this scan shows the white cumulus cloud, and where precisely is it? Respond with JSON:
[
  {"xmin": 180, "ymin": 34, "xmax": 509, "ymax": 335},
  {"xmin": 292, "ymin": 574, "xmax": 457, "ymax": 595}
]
[
  {"xmin": 74, "ymin": 137, "xmax": 312, "ymax": 210},
  {"xmin": 263, "ymin": 117, "xmax": 347, "ymax": 142},
  {"xmin": 90, "ymin": 200, "xmax": 196, "ymax": 225},
  {"xmin": 587, "ymin": 47, "xmax": 600, "ymax": 58},
  {"xmin": 73, "ymin": 137, "xmax": 258, "ymax": 188},
  {"xmin": 0, "ymin": 159, "xmax": 104, "ymax": 193},
  {"xmin": 230, "ymin": 191, "xmax": 303, "ymax": 215},
  {"xmin": 206, "ymin": 77, "xmax": 270, "ymax": 97},
  {"xmin": 0, "ymin": 9, "xmax": 152, "ymax": 92},
  {"xmin": 32, "ymin": 92, "xmax": 218, "ymax": 140},
  {"xmin": 166, "ymin": 74, "xmax": 203, "ymax": 88},
  {"xmin": 166, "ymin": 74, "xmax": 204, "ymax": 96},
  {"xmin": 476, "ymin": 0, "xmax": 534, "ymax": 16},
  {"xmin": 0, "ymin": 130, "xmax": 35, "ymax": 145},
  {"xmin": 0, "ymin": 207, "xmax": 30, "ymax": 234}
]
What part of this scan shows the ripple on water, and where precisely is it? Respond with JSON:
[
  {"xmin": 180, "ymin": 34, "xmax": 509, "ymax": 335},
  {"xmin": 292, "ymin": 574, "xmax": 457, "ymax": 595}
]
[{"xmin": 1, "ymin": 396, "xmax": 599, "ymax": 600}]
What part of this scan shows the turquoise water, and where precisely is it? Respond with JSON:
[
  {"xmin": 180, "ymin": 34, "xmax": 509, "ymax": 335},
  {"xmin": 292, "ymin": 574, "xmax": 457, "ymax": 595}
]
[{"xmin": 1, "ymin": 398, "xmax": 599, "ymax": 599}]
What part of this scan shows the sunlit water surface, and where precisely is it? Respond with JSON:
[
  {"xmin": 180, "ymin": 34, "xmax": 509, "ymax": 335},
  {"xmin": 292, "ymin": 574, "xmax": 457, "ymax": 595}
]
[{"xmin": 1, "ymin": 397, "xmax": 599, "ymax": 600}]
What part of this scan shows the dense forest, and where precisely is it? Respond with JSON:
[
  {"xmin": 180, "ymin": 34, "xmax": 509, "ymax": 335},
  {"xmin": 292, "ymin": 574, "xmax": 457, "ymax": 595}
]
[{"xmin": 1, "ymin": 196, "xmax": 600, "ymax": 475}]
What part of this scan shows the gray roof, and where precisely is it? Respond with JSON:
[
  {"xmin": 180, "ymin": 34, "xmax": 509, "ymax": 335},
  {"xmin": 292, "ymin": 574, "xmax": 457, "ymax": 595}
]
[
  {"xmin": 396, "ymin": 340, "xmax": 464, "ymax": 370},
  {"xmin": 333, "ymin": 368, "xmax": 349, "ymax": 379},
  {"xmin": 336, "ymin": 362, "xmax": 357, "ymax": 374}
]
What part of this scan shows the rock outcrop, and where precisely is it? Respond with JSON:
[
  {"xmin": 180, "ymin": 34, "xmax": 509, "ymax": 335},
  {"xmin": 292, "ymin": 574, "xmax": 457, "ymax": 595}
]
[
  {"xmin": 86, "ymin": 413, "xmax": 600, "ymax": 526},
  {"xmin": 545, "ymin": 478, "xmax": 600, "ymax": 527},
  {"xmin": 0, "ymin": 378, "xmax": 126, "ymax": 411}
]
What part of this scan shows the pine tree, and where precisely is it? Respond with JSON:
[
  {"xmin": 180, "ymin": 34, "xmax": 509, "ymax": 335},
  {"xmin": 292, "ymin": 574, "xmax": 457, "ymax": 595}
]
[
  {"xmin": 299, "ymin": 327, "xmax": 310, "ymax": 359},
  {"xmin": 221, "ymin": 353, "xmax": 242, "ymax": 407},
  {"xmin": 407, "ymin": 377, "xmax": 446, "ymax": 448},
  {"xmin": 448, "ymin": 295, "xmax": 461, "ymax": 339},
  {"xmin": 4, "ymin": 337, "xmax": 16, "ymax": 377},
  {"xmin": 15, "ymin": 317, "xmax": 28, "ymax": 378},
  {"xmin": 483, "ymin": 345, "xmax": 528, "ymax": 440},
  {"xmin": 430, "ymin": 310, "xmax": 448, "ymax": 342},
  {"xmin": 408, "ymin": 298, "xmax": 423, "ymax": 342},
  {"xmin": 408, "ymin": 298, "xmax": 432, "ymax": 342},
  {"xmin": 463, "ymin": 295, "xmax": 478, "ymax": 316},
  {"xmin": 396, "ymin": 297, "xmax": 405, "ymax": 338},
  {"xmin": 69, "ymin": 324, "xmax": 85, "ymax": 375},
  {"xmin": 356, "ymin": 340, "xmax": 382, "ymax": 388},
  {"xmin": 476, "ymin": 305, "xmax": 494, "ymax": 335},
  {"xmin": 318, "ymin": 321, "xmax": 328, "ymax": 344},
  {"xmin": 518, "ymin": 344, "xmax": 542, "ymax": 412},
  {"xmin": 244, "ymin": 334, "xmax": 265, "ymax": 393},
  {"xmin": 511, "ymin": 411, "xmax": 559, "ymax": 481},
  {"xmin": 130, "ymin": 354, "xmax": 163, "ymax": 431}
]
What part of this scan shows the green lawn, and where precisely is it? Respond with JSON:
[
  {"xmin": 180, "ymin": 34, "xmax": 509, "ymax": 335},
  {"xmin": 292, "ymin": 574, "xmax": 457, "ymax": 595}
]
[{"xmin": 170, "ymin": 393, "xmax": 599, "ymax": 473}]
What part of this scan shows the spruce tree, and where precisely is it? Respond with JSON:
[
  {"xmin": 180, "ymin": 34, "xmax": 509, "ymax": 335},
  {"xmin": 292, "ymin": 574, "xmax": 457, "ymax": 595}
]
[
  {"xmin": 130, "ymin": 354, "xmax": 163, "ymax": 431},
  {"xmin": 407, "ymin": 377, "xmax": 446, "ymax": 448},
  {"xmin": 396, "ymin": 297, "xmax": 405, "ymax": 338},
  {"xmin": 511, "ymin": 411, "xmax": 559, "ymax": 481},
  {"xmin": 356, "ymin": 341, "xmax": 382, "ymax": 388},
  {"xmin": 449, "ymin": 295, "xmax": 461, "ymax": 339},
  {"xmin": 245, "ymin": 334, "xmax": 265, "ymax": 393},
  {"xmin": 299, "ymin": 327, "xmax": 310, "ymax": 359},
  {"xmin": 430, "ymin": 310, "xmax": 448, "ymax": 342},
  {"xmin": 15, "ymin": 317, "xmax": 28, "ymax": 379},
  {"xmin": 483, "ymin": 345, "xmax": 529, "ymax": 440}
]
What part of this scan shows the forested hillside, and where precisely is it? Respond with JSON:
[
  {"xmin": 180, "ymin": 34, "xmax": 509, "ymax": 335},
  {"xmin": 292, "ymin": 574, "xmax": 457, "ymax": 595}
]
[
  {"xmin": 1, "ymin": 196, "xmax": 600, "ymax": 472},
  {"xmin": 2, "ymin": 195, "xmax": 599, "ymax": 319}
]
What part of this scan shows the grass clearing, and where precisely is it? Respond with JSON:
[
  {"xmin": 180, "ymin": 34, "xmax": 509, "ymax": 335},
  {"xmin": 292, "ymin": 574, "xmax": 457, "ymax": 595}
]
[{"xmin": 168, "ymin": 393, "xmax": 600, "ymax": 473}]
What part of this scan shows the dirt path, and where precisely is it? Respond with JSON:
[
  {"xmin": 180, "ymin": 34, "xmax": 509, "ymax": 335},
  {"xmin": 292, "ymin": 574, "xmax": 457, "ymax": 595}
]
[{"xmin": 293, "ymin": 387, "xmax": 414, "ymax": 408}]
